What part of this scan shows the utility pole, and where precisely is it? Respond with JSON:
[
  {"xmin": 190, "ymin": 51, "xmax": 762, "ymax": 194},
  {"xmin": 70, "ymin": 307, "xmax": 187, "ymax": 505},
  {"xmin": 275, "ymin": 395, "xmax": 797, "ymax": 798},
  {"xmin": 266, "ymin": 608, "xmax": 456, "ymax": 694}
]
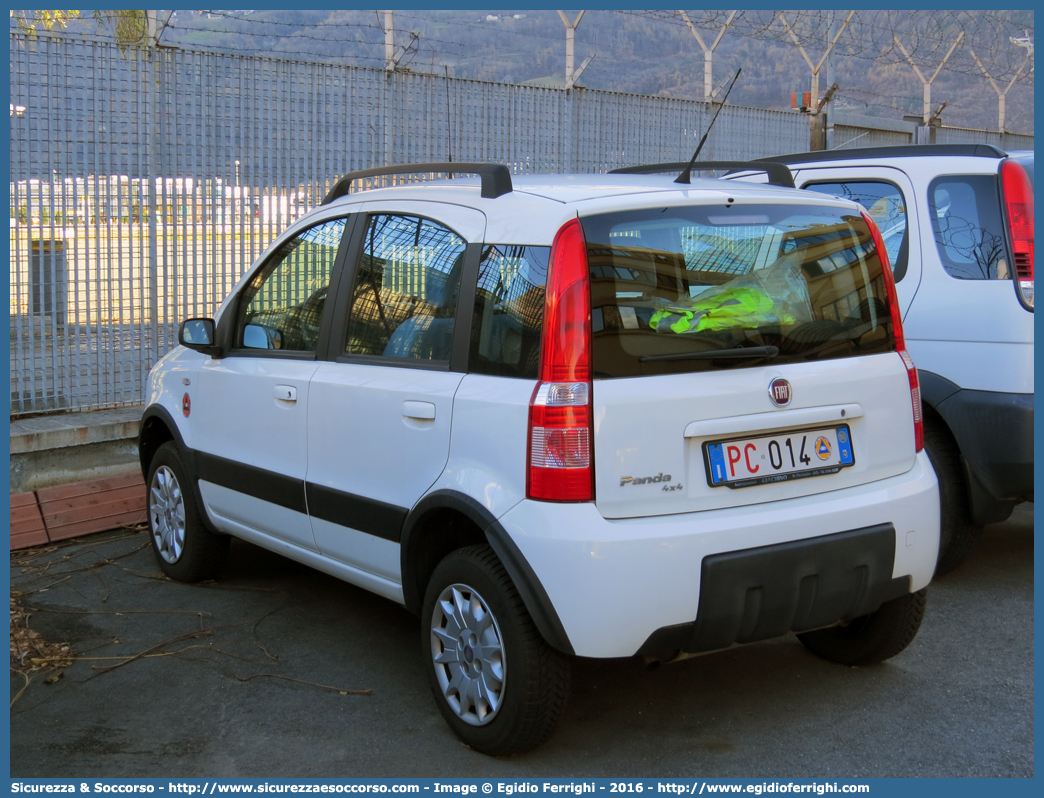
[
  {"xmin": 894, "ymin": 32, "xmax": 963, "ymax": 124},
  {"xmin": 384, "ymin": 10, "xmax": 395, "ymax": 71},
  {"xmin": 809, "ymin": 83, "xmax": 839, "ymax": 150},
  {"xmin": 970, "ymin": 49, "xmax": 1031, "ymax": 132},
  {"xmin": 779, "ymin": 10, "xmax": 853, "ymax": 105},
  {"xmin": 825, "ymin": 10, "xmax": 835, "ymax": 149},
  {"xmin": 679, "ymin": 10, "xmax": 736, "ymax": 101},
  {"xmin": 558, "ymin": 10, "xmax": 585, "ymax": 89}
]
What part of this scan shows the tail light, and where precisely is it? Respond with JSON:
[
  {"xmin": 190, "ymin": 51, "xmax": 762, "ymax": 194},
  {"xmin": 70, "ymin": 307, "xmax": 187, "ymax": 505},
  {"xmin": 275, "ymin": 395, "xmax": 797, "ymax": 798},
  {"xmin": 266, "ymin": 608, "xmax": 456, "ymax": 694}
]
[
  {"xmin": 862, "ymin": 211, "xmax": 923, "ymax": 453},
  {"xmin": 1000, "ymin": 158, "xmax": 1034, "ymax": 309},
  {"xmin": 527, "ymin": 218, "xmax": 594, "ymax": 502}
]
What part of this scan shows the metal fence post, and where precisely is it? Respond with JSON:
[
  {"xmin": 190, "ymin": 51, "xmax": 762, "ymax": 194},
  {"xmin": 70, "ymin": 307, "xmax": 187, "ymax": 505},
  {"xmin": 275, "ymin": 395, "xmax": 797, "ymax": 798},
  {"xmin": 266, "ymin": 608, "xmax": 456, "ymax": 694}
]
[{"xmin": 147, "ymin": 46, "xmax": 160, "ymax": 368}]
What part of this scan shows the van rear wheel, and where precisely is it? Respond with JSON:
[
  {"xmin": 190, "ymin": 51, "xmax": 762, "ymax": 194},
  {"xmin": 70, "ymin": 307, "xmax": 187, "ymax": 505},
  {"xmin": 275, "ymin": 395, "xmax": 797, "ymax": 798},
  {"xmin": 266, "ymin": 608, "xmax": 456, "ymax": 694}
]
[
  {"xmin": 797, "ymin": 589, "xmax": 927, "ymax": 666},
  {"xmin": 924, "ymin": 420, "xmax": 982, "ymax": 574}
]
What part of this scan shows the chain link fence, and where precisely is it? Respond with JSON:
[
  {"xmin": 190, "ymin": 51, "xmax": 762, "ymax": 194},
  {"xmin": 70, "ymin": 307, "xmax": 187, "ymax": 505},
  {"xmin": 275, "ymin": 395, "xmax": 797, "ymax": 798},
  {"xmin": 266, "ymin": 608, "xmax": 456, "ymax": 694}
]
[{"xmin": 8, "ymin": 31, "xmax": 1028, "ymax": 415}]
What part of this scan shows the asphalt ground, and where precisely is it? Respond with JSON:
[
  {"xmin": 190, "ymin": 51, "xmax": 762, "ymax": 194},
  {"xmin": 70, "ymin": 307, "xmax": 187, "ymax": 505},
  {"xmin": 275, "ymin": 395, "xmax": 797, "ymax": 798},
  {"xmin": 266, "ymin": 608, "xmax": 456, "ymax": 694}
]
[{"xmin": 9, "ymin": 503, "xmax": 1033, "ymax": 778}]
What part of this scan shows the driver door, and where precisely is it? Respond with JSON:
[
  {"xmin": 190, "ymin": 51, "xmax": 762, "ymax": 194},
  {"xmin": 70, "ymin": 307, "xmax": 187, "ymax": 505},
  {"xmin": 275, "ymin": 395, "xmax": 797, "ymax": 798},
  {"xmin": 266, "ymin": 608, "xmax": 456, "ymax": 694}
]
[{"xmin": 194, "ymin": 215, "xmax": 351, "ymax": 553}]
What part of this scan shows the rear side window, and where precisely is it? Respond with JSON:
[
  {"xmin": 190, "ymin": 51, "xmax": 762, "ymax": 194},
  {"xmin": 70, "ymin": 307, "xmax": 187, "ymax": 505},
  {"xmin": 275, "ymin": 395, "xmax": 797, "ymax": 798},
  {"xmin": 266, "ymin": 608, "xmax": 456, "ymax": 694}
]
[
  {"xmin": 468, "ymin": 245, "xmax": 549, "ymax": 379},
  {"xmin": 927, "ymin": 175, "xmax": 1010, "ymax": 280},
  {"xmin": 344, "ymin": 214, "xmax": 466, "ymax": 361},
  {"xmin": 804, "ymin": 181, "xmax": 909, "ymax": 281},
  {"xmin": 580, "ymin": 204, "xmax": 896, "ymax": 379}
]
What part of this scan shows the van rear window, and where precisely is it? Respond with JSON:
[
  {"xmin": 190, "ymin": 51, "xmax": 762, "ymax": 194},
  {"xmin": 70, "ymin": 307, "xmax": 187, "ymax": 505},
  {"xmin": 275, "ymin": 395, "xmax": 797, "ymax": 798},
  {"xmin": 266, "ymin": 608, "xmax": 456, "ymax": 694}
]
[{"xmin": 580, "ymin": 204, "xmax": 896, "ymax": 378}]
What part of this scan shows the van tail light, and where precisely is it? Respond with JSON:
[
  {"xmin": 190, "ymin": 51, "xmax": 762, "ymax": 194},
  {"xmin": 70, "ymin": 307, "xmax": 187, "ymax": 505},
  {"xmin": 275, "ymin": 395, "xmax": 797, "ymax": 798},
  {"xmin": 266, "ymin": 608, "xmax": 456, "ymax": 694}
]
[
  {"xmin": 862, "ymin": 210, "xmax": 923, "ymax": 453},
  {"xmin": 1000, "ymin": 158, "xmax": 1034, "ymax": 309},
  {"xmin": 527, "ymin": 218, "xmax": 594, "ymax": 502},
  {"xmin": 898, "ymin": 349, "xmax": 924, "ymax": 453}
]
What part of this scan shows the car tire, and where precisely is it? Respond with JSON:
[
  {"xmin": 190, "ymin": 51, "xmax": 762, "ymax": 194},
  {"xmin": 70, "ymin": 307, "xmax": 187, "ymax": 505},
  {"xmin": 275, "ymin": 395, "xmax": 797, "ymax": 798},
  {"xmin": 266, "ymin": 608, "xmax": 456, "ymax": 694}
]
[
  {"xmin": 147, "ymin": 441, "xmax": 229, "ymax": 582},
  {"xmin": 796, "ymin": 588, "xmax": 927, "ymax": 666},
  {"xmin": 923, "ymin": 419, "xmax": 982, "ymax": 574},
  {"xmin": 421, "ymin": 544, "xmax": 571, "ymax": 756}
]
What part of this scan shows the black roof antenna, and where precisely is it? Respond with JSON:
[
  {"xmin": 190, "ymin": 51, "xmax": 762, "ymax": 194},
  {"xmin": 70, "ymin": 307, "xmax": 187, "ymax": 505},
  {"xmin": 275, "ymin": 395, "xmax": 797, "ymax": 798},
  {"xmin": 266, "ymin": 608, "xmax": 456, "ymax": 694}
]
[{"xmin": 675, "ymin": 67, "xmax": 742, "ymax": 185}]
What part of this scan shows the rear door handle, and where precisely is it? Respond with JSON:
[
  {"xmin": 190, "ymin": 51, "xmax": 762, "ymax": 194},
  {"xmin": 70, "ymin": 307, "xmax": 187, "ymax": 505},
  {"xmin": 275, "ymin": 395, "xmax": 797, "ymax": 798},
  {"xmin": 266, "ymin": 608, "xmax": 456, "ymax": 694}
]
[
  {"xmin": 274, "ymin": 385, "xmax": 298, "ymax": 402},
  {"xmin": 403, "ymin": 400, "xmax": 436, "ymax": 420}
]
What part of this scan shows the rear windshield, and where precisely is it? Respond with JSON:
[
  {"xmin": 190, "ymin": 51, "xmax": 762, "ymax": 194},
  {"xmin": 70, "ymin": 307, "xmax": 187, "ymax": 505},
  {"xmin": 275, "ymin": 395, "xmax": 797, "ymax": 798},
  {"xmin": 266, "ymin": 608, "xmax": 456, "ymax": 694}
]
[{"xmin": 580, "ymin": 204, "xmax": 896, "ymax": 378}]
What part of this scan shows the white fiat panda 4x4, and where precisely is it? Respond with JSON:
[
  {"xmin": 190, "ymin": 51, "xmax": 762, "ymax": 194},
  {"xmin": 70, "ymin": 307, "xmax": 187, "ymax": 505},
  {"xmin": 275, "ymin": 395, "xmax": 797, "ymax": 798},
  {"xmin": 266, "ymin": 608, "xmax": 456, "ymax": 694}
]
[{"xmin": 140, "ymin": 161, "xmax": 939, "ymax": 755}]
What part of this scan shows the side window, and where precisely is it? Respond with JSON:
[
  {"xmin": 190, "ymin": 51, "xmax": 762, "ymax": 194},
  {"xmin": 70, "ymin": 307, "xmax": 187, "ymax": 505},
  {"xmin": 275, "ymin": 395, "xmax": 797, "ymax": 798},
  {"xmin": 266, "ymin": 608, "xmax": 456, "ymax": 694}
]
[
  {"xmin": 804, "ymin": 181, "xmax": 909, "ymax": 281},
  {"xmin": 469, "ymin": 245, "xmax": 549, "ymax": 379},
  {"xmin": 345, "ymin": 214, "xmax": 466, "ymax": 361},
  {"xmin": 236, "ymin": 217, "xmax": 347, "ymax": 352},
  {"xmin": 927, "ymin": 175, "xmax": 1010, "ymax": 280}
]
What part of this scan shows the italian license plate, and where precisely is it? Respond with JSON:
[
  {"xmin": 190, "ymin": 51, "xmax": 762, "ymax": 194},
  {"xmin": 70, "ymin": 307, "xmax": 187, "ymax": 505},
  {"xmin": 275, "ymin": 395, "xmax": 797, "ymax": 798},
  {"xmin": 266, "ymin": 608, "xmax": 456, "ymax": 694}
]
[{"xmin": 704, "ymin": 425, "xmax": 855, "ymax": 489}]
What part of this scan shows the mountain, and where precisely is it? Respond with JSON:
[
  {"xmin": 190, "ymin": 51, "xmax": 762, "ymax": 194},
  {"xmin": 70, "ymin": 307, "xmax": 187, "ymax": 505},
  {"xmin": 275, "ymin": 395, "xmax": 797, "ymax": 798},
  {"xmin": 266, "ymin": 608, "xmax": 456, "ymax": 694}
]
[{"xmin": 55, "ymin": 9, "xmax": 1037, "ymax": 133}]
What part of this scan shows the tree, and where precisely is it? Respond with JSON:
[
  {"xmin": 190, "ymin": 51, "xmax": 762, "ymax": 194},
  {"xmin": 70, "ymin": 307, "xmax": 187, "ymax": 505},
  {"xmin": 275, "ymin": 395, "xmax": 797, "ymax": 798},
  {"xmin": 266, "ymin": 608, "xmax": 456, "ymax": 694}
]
[
  {"xmin": 10, "ymin": 10, "xmax": 79, "ymax": 37},
  {"xmin": 91, "ymin": 10, "xmax": 149, "ymax": 47},
  {"xmin": 12, "ymin": 10, "xmax": 149, "ymax": 47}
]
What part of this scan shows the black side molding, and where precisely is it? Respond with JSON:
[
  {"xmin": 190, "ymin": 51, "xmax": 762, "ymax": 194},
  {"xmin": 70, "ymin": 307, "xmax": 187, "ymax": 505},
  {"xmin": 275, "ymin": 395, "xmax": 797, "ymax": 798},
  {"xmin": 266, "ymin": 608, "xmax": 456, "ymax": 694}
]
[
  {"xmin": 609, "ymin": 160, "xmax": 795, "ymax": 188},
  {"xmin": 196, "ymin": 451, "xmax": 308, "ymax": 515},
  {"xmin": 322, "ymin": 163, "xmax": 513, "ymax": 204},
  {"xmin": 401, "ymin": 490, "xmax": 575, "ymax": 656},
  {"xmin": 306, "ymin": 483, "xmax": 407, "ymax": 543}
]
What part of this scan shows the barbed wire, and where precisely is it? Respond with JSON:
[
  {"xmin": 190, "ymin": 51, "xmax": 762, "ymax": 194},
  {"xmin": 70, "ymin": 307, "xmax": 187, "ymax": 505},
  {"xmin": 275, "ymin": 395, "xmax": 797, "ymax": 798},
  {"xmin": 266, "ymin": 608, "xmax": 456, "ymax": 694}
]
[{"xmin": 622, "ymin": 10, "xmax": 1033, "ymax": 85}]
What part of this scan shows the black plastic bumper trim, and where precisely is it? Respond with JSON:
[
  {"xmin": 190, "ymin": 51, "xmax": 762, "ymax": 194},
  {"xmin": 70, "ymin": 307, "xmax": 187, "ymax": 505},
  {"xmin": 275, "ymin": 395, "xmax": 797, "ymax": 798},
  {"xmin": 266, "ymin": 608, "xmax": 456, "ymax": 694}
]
[{"xmin": 637, "ymin": 524, "xmax": 910, "ymax": 656}]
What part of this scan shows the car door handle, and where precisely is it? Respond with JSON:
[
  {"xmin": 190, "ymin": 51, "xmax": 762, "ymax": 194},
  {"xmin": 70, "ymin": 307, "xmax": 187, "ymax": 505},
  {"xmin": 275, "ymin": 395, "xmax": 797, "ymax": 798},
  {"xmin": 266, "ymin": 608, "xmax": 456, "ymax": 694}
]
[
  {"xmin": 402, "ymin": 400, "xmax": 436, "ymax": 420},
  {"xmin": 274, "ymin": 385, "xmax": 298, "ymax": 402}
]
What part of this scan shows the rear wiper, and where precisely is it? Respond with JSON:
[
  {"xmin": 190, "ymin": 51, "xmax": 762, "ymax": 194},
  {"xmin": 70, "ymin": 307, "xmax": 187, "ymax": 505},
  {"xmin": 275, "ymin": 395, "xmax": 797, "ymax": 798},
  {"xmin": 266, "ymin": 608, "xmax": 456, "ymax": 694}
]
[{"xmin": 640, "ymin": 345, "xmax": 779, "ymax": 363}]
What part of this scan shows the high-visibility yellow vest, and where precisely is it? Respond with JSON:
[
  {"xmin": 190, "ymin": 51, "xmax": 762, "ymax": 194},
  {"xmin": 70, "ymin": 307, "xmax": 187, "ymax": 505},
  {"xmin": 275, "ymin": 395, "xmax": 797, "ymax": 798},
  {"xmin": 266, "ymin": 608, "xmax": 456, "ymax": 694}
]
[{"xmin": 649, "ymin": 286, "xmax": 794, "ymax": 334}]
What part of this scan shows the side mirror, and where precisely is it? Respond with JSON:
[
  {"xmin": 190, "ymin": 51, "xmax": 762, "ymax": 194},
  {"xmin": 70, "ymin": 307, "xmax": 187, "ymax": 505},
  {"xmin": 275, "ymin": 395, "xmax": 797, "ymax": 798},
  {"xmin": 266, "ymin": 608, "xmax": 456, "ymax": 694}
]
[
  {"xmin": 178, "ymin": 318, "xmax": 223, "ymax": 357},
  {"xmin": 242, "ymin": 323, "xmax": 283, "ymax": 350}
]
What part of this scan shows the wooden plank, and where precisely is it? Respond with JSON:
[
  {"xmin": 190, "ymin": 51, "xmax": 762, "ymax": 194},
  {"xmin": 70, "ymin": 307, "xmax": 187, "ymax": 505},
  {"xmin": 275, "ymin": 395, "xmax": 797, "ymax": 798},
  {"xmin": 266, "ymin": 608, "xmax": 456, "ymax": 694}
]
[
  {"xmin": 45, "ymin": 509, "xmax": 148, "ymax": 541},
  {"xmin": 10, "ymin": 492, "xmax": 48, "ymax": 550},
  {"xmin": 12, "ymin": 527, "xmax": 50, "ymax": 549},
  {"xmin": 40, "ymin": 485, "xmax": 146, "ymax": 517},
  {"xmin": 36, "ymin": 471, "xmax": 145, "ymax": 503},
  {"xmin": 28, "ymin": 471, "xmax": 149, "ymax": 543},
  {"xmin": 44, "ymin": 495, "xmax": 148, "ymax": 528},
  {"xmin": 11, "ymin": 504, "xmax": 46, "ymax": 525}
]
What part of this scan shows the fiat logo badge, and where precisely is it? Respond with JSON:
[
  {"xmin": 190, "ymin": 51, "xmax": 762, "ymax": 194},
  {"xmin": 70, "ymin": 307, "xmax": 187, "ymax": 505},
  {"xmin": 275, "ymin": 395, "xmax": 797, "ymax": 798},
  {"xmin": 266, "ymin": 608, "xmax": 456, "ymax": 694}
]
[{"xmin": 768, "ymin": 378, "xmax": 792, "ymax": 407}]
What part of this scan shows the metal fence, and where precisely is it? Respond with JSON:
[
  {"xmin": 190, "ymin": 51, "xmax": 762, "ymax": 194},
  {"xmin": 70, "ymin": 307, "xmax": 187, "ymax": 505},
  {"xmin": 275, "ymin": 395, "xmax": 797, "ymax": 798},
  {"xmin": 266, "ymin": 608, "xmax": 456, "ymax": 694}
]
[
  {"xmin": 934, "ymin": 126, "xmax": 1035, "ymax": 151},
  {"xmin": 8, "ymin": 31, "xmax": 1030, "ymax": 415},
  {"xmin": 832, "ymin": 111, "xmax": 1035, "ymax": 151}
]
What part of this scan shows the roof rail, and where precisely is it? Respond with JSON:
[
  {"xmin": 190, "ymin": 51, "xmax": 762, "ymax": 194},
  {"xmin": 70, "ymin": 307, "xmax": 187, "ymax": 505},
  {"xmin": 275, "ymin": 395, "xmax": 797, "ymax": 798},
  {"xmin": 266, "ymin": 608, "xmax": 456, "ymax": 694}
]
[
  {"xmin": 609, "ymin": 160, "xmax": 795, "ymax": 188},
  {"xmin": 321, "ymin": 162, "xmax": 512, "ymax": 205},
  {"xmin": 757, "ymin": 143, "xmax": 1008, "ymax": 165}
]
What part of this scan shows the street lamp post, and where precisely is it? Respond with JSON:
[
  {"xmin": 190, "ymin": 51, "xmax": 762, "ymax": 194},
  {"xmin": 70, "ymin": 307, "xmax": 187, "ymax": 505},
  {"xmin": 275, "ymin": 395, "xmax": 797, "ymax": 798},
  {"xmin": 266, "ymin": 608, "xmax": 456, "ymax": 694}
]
[{"xmin": 234, "ymin": 160, "xmax": 242, "ymax": 220}]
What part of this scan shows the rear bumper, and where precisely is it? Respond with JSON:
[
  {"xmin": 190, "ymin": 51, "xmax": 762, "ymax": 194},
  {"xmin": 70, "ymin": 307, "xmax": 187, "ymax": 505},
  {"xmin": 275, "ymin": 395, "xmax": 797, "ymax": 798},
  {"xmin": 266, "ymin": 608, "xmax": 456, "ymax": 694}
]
[
  {"xmin": 936, "ymin": 389, "xmax": 1034, "ymax": 509},
  {"xmin": 497, "ymin": 451, "xmax": 939, "ymax": 658}
]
